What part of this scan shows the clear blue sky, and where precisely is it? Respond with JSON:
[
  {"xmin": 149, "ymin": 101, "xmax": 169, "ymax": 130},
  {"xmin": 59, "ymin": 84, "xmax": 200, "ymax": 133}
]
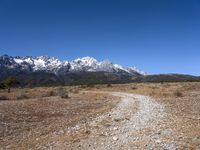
[{"xmin": 0, "ymin": 0, "xmax": 200, "ymax": 75}]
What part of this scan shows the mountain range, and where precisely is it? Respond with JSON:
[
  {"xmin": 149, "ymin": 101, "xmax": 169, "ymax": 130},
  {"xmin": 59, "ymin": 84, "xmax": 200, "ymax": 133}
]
[
  {"xmin": 0, "ymin": 54, "xmax": 199, "ymax": 87},
  {"xmin": 0, "ymin": 55, "xmax": 144, "ymax": 86},
  {"xmin": 0, "ymin": 54, "xmax": 145, "ymax": 76}
]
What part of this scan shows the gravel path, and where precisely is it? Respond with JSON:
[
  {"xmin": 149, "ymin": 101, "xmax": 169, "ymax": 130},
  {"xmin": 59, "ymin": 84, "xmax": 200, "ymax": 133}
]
[{"xmin": 56, "ymin": 92, "xmax": 177, "ymax": 150}]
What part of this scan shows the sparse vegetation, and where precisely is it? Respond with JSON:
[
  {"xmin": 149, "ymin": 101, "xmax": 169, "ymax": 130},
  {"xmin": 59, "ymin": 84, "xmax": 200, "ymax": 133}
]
[
  {"xmin": 72, "ymin": 89, "xmax": 79, "ymax": 94},
  {"xmin": 174, "ymin": 91, "xmax": 183, "ymax": 97},
  {"xmin": 107, "ymin": 83, "xmax": 112, "ymax": 87},
  {"xmin": 69, "ymin": 88, "xmax": 79, "ymax": 94},
  {"xmin": 1, "ymin": 82, "xmax": 200, "ymax": 149},
  {"xmin": 2, "ymin": 76, "xmax": 18, "ymax": 93},
  {"xmin": 16, "ymin": 94, "xmax": 29, "ymax": 100},
  {"xmin": 60, "ymin": 92, "xmax": 69, "ymax": 99},
  {"xmin": 131, "ymin": 86, "xmax": 137, "ymax": 90},
  {"xmin": 56, "ymin": 87, "xmax": 70, "ymax": 99},
  {"xmin": 42, "ymin": 87, "xmax": 74, "ymax": 98},
  {"xmin": 0, "ymin": 86, "xmax": 117, "ymax": 149},
  {"xmin": 0, "ymin": 95, "xmax": 9, "ymax": 100},
  {"xmin": 43, "ymin": 90, "xmax": 56, "ymax": 97},
  {"xmin": 87, "ymin": 83, "xmax": 95, "ymax": 88},
  {"xmin": 0, "ymin": 82, "xmax": 6, "ymax": 89},
  {"xmin": 80, "ymin": 85, "xmax": 87, "ymax": 88}
]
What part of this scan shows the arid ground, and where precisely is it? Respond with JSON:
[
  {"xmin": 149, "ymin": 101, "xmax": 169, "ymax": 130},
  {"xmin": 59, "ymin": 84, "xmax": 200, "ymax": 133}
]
[{"xmin": 0, "ymin": 82, "xmax": 200, "ymax": 149}]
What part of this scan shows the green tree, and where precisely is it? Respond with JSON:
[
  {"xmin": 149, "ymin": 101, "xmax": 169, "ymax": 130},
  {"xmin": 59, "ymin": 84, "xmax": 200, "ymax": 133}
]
[
  {"xmin": 3, "ymin": 76, "xmax": 17, "ymax": 93},
  {"xmin": 0, "ymin": 82, "xmax": 6, "ymax": 89}
]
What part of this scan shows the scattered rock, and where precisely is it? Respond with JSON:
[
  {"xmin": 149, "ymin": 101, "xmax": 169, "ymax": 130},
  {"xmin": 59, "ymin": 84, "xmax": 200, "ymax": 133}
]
[
  {"xmin": 84, "ymin": 130, "xmax": 91, "ymax": 134},
  {"xmin": 155, "ymin": 139, "xmax": 162, "ymax": 143},
  {"xmin": 57, "ymin": 130, "xmax": 64, "ymax": 135},
  {"xmin": 113, "ymin": 127, "xmax": 118, "ymax": 130},
  {"xmin": 113, "ymin": 136, "xmax": 118, "ymax": 141}
]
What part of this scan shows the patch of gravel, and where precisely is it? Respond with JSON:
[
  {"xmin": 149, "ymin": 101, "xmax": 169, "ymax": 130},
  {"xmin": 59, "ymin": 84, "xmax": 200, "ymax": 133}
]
[{"xmin": 51, "ymin": 92, "xmax": 178, "ymax": 150}]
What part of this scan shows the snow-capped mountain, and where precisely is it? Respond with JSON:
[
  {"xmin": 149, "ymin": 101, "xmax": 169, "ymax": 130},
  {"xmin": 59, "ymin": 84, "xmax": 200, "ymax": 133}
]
[{"xmin": 0, "ymin": 55, "xmax": 145, "ymax": 76}]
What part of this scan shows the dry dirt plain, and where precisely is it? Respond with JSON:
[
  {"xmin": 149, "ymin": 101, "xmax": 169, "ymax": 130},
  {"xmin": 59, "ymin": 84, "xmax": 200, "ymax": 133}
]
[{"xmin": 0, "ymin": 82, "xmax": 200, "ymax": 149}]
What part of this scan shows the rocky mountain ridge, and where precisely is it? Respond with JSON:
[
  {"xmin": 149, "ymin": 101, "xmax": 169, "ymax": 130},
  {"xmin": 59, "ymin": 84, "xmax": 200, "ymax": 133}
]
[{"xmin": 0, "ymin": 55, "xmax": 145, "ymax": 76}]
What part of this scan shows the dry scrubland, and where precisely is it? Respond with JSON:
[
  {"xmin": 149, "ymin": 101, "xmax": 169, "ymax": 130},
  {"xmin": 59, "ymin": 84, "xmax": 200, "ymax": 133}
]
[
  {"xmin": 94, "ymin": 82, "xmax": 200, "ymax": 149},
  {"xmin": 0, "ymin": 86, "xmax": 119, "ymax": 149},
  {"xmin": 0, "ymin": 82, "xmax": 200, "ymax": 149}
]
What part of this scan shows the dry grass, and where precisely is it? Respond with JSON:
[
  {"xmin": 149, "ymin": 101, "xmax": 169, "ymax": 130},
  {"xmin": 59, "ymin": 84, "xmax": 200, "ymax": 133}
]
[
  {"xmin": 1, "ymin": 82, "xmax": 200, "ymax": 149},
  {"xmin": 0, "ymin": 86, "xmax": 119, "ymax": 149},
  {"xmin": 91, "ymin": 82, "xmax": 200, "ymax": 149}
]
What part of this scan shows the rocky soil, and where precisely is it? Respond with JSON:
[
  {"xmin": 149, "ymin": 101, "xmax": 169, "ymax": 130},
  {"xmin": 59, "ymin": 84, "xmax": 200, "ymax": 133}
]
[
  {"xmin": 1, "ymin": 83, "xmax": 200, "ymax": 149},
  {"xmin": 51, "ymin": 92, "xmax": 180, "ymax": 150}
]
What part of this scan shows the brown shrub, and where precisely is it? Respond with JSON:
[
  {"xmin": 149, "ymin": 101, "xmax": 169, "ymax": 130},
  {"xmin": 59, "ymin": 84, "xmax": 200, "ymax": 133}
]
[
  {"xmin": 80, "ymin": 85, "xmax": 87, "ymax": 88},
  {"xmin": 131, "ymin": 86, "xmax": 137, "ymax": 90},
  {"xmin": 174, "ymin": 91, "xmax": 183, "ymax": 97},
  {"xmin": 107, "ymin": 84, "xmax": 112, "ymax": 87},
  {"xmin": 56, "ymin": 88, "xmax": 70, "ymax": 99},
  {"xmin": 87, "ymin": 84, "xmax": 95, "ymax": 88},
  {"xmin": 69, "ymin": 88, "xmax": 79, "ymax": 94},
  {"xmin": 72, "ymin": 89, "xmax": 79, "ymax": 94},
  {"xmin": 16, "ymin": 94, "xmax": 29, "ymax": 100},
  {"xmin": 0, "ymin": 95, "xmax": 9, "ymax": 100},
  {"xmin": 44, "ymin": 90, "xmax": 56, "ymax": 97},
  {"xmin": 60, "ymin": 92, "xmax": 69, "ymax": 99}
]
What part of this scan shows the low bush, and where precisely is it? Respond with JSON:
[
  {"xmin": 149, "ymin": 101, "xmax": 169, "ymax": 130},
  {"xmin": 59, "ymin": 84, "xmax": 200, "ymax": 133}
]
[
  {"xmin": 0, "ymin": 96, "xmax": 9, "ymax": 100},
  {"xmin": 80, "ymin": 85, "xmax": 87, "ymax": 88},
  {"xmin": 56, "ymin": 88, "xmax": 70, "ymax": 99},
  {"xmin": 174, "ymin": 91, "xmax": 183, "ymax": 97},
  {"xmin": 131, "ymin": 86, "xmax": 137, "ymax": 90},
  {"xmin": 44, "ymin": 90, "xmax": 56, "ymax": 97},
  {"xmin": 107, "ymin": 84, "xmax": 112, "ymax": 87},
  {"xmin": 87, "ymin": 83, "xmax": 95, "ymax": 88},
  {"xmin": 60, "ymin": 92, "xmax": 69, "ymax": 99},
  {"xmin": 43, "ymin": 87, "xmax": 70, "ymax": 98},
  {"xmin": 71, "ymin": 89, "xmax": 79, "ymax": 94},
  {"xmin": 17, "ymin": 94, "xmax": 29, "ymax": 100}
]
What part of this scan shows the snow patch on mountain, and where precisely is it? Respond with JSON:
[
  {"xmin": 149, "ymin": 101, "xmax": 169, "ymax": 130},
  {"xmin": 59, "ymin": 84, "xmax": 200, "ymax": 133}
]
[
  {"xmin": 33, "ymin": 58, "xmax": 46, "ymax": 70},
  {"xmin": 14, "ymin": 58, "xmax": 24, "ymax": 64}
]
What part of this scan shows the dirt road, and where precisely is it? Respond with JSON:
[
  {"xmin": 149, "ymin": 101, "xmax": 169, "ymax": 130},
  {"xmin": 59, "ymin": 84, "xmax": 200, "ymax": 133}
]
[{"xmin": 53, "ymin": 92, "xmax": 178, "ymax": 150}]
